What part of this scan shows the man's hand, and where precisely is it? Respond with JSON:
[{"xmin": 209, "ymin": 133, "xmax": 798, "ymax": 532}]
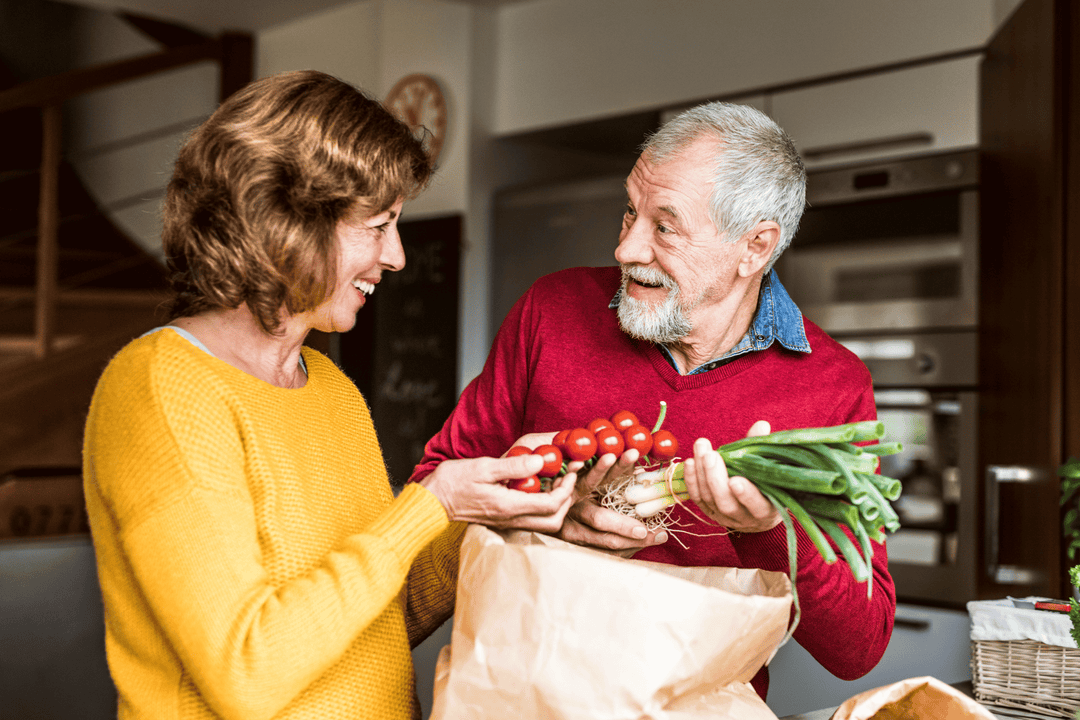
[
  {"xmin": 559, "ymin": 450, "xmax": 668, "ymax": 553},
  {"xmin": 629, "ymin": 420, "xmax": 782, "ymax": 534}
]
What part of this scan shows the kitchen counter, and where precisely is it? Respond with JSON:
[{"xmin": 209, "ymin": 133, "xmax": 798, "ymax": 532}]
[{"xmin": 779, "ymin": 681, "xmax": 1012, "ymax": 720}]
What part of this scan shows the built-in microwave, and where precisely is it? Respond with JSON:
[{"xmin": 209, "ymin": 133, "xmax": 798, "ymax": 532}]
[{"xmin": 778, "ymin": 148, "xmax": 979, "ymax": 334}]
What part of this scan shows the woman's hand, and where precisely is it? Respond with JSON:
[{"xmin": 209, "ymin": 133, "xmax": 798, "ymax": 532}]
[
  {"xmin": 421, "ymin": 453, "xmax": 577, "ymax": 534},
  {"xmin": 630, "ymin": 420, "xmax": 782, "ymax": 534},
  {"xmin": 510, "ymin": 432, "xmax": 668, "ymax": 553}
]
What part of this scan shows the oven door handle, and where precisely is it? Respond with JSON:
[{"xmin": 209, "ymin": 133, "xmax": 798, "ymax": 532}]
[{"xmin": 984, "ymin": 465, "xmax": 1043, "ymax": 585}]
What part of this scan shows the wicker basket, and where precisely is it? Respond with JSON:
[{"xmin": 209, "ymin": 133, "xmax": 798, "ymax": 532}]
[{"xmin": 971, "ymin": 639, "xmax": 1080, "ymax": 718}]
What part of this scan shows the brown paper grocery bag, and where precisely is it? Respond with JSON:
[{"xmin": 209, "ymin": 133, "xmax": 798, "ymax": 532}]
[
  {"xmin": 830, "ymin": 676, "xmax": 997, "ymax": 720},
  {"xmin": 430, "ymin": 525, "xmax": 792, "ymax": 720}
]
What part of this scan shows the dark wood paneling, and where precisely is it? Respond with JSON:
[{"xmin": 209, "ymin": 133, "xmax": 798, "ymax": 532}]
[
  {"xmin": 1065, "ymin": 1, "xmax": 1080, "ymax": 448},
  {"xmin": 977, "ymin": 0, "xmax": 1066, "ymax": 598},
  {"xmin": 0, "ymin": 305, "xmax": 165, "ymax": 476},
  {"xmin": 1064, "ymin": 0, "xmax": 1080, "ymax": 591}
]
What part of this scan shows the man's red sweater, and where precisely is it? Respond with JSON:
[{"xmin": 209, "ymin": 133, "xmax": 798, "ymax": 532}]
[{"xmin": 411, "ymin": 266, "xmax": 895, "ymax": 699}]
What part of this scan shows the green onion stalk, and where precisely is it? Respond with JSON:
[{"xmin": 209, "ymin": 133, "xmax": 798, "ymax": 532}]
[{"xmin": 661, "ymin": 421, "xmax": 903, "ymax": 639}]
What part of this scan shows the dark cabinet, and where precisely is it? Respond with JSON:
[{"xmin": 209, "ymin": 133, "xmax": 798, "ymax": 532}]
[{"xmin": 978, "ymin": 0, "xmax": 1080, "ymax": 600}]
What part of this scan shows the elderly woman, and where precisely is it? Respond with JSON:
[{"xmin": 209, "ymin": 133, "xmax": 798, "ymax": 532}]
[{"xmin": 81, "ymin": 70, "xmax": 576, "ymax": 720}]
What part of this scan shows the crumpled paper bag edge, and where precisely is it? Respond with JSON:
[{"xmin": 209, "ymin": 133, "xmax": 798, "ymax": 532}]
[{"xmin": 829, "ymin": 676, "xmax": 998, "ymax": 720}]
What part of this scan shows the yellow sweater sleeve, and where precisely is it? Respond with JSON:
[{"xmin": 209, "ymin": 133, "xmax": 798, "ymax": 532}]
[
  {"xmin": 83, "ymin": 332, "xmax": 452, "ymax": 720},
  {"xmin": 403, "ymin": 520, "xmax": 467, "ymax": 648}
]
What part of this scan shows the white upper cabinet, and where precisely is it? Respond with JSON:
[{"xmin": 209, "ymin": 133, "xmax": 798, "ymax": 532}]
[
  {"xmin": 770, "ymin": 56, "xmax": 980, "ymax": 169},
  {"xmin": 660, "ymin": 94, "xmax": 770, "ymax": 125}
]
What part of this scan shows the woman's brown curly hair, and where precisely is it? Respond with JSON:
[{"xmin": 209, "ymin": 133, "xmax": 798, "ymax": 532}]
[{"xmin": 161, "ymin": 70, "xmax": 433, "ymax": 334}]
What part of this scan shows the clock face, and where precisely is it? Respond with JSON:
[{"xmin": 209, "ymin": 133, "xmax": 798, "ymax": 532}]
[{"xmin": 385, "ymin": 74, "xmax": 448, "ymax": 163}]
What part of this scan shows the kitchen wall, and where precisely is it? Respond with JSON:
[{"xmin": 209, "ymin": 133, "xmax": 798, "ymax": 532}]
[
  {"xmin": 25, "ymin": 0, "xmax": 1023, "ymax": 389},
  {"xmin": 252, "ymin": 0, "xmax": 1020, "ymax": 391},
  {"xmin": 493, "ymin": 0, "xmax": 991, "ymax": 134},
  {"xmin": 15, "ymin": 0, "xmax": 1023, "ymax": 388}
]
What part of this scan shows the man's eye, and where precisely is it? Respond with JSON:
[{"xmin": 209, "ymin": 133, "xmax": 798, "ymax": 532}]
[
  {"xmin": 374, "ymin": 223, "xmax": 390, "ymax": 234},
  {"xmin": 624, "ymin": 204, "xmax": 637, "ymax": 218},
  {"xmin": 657, "ymin": 224, "xmax": 672, "ymax": 234}
]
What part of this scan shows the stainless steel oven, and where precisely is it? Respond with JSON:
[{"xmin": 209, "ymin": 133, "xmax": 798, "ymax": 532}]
[
  {"xmin": 779, "ymin": 149, "xmax": 981, "ymax": 607},
  {"xmin": 837, "ymin": 333, "xmax": 979, "ymax": 605}
]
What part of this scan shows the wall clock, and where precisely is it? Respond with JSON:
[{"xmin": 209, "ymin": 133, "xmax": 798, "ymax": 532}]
[{"xmin": 384, "ymin": 73, "xmax": 448, "ymax": 163}]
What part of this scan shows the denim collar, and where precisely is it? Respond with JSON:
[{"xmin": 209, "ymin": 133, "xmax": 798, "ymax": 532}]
[{"xmin": 609, "ymin": 268, "xmax": 810, "ymax": 375}]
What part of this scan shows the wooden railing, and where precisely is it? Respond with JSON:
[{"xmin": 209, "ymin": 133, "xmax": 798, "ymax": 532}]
[{"xmin": 0, "ymin": 32, "xmax": 252, "ymax": 359}]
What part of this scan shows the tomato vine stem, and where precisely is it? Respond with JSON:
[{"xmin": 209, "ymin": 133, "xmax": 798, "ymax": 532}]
[{"xmin": 650, "ymin": 401, "xmax": 669, "ymax": 434}]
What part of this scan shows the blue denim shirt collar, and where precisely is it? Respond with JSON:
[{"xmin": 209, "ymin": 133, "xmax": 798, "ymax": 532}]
[{"xmin": 609, "ymin": 269, "xmax": 810, "ymax": 375}]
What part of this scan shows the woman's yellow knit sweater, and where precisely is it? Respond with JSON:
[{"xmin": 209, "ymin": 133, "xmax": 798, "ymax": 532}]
[{"xmin": 82, "ymin": 328, "xmax": 465, "ymax": 720}]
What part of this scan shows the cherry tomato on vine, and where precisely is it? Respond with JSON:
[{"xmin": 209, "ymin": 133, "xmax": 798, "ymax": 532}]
[
  {"xmin": 651, "ymin": 430, "xmax": 679, "ymax": 461},
  {"xmin": 534, "ymin": 444, "xmax": 563, "ymax": 477},
  {"xmin": 594, "ymin": 426, "xmax": 625, "ymax": 457},
  {"xmin": 587, "ymin": 417, "xmax": 613, "ymax": 435},
  {"xmin": 610, "ymin": 410, "xmax": 639, "ymax": 432},
  {"xmin": 552, "ymin": 429, "xmax": 571, "ymax": 454},
  {"xmin": 505, "ymin": 445, "xmax": 532, "ymax": 458},
  {"xmin": 507, "ymin": 475, "xmax": 542, "ymax": 493},
  {"xmin": 622, "ymin": 424, "xmax": 653, "ymax": 455},
  {"xmin": 564, "ymin": 428, "xmax": 598, "ymax": 462}
]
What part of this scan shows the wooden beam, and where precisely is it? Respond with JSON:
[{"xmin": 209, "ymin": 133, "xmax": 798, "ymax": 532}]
[
  {"xmin": 34, "ymin": 104, "xmax": 61, "ymax": 360},
  {"xmin": 0, "ymin": 40, "xmax": 222, "ymax": 112},
  {"xmin": 0, "ymin": 287, "xmax": 166, "ymax": 306},
  {"xmin": 118, "ymin": 12, "xmax": 210, "ymax": 48},
  {"xmin": 218, "ymin": 32, "xmax": 254, "ymax": 102}
]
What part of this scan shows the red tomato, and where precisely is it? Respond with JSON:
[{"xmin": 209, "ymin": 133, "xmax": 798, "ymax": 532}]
[
  {"xmin": 587, "ymin": 417, "xmax": 613, "ymax": 435},
  {"xmin": 651, "ymin": 430, "xmax": 679, "ymax": 461},
  {"xmin": 552, "ymin": 429, "xmax": 571, "ymax": 454},
  {"xmin": 534, "ymin": 444, "xmax": 564, "ymax": 477},
  {"xmin": 564, "ymin": 428, "xmax": 598, "ymax": 462},
  {"xmin": 505, "ymin": 445, "xmax": 532, "ymax": 458},
  {"xmin": 622, "ymin": 424, "xmax": 653, "ymax": 455},
  {"xmin": 594, "ymin": 426, "xmax": 625, "ymax": 457},
  {"xmin": 610, "ymin": 410, "xmax": 639, "ymax": 432},
  {"xmin": 508, "ymin": 475, "xmax": 542, "ymax": 493}
]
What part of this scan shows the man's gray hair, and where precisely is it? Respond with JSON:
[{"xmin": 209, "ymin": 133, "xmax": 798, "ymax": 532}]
[{"xmin": 641, "ymin": 102, "xmax": 806, "ymax": 269}]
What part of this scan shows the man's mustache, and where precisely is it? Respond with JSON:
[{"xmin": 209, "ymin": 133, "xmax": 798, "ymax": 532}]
[{"xmin": 620, "ymin": 264, "xmax": 678, "ymax": 291}]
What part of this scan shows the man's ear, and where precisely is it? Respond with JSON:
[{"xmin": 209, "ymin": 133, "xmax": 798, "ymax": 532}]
[{"xmin": 738, "ymin": 221, "xmax": 781, "ymax": 277}]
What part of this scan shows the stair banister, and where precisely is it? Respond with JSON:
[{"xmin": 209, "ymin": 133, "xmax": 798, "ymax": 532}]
[{"xmin": 0, "ymin": 32, "xmax": 252, "ymax": 358}]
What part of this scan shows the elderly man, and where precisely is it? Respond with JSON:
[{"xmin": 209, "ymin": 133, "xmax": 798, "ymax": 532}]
[{"xmin": 410, "ymin": 102, "xmax": 895, "ymax": 699}]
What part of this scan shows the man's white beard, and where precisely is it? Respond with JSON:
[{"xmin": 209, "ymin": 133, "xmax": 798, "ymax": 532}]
[{"xmin": 617, "ymin": 264, "xmax": 693, "ymax": 344}]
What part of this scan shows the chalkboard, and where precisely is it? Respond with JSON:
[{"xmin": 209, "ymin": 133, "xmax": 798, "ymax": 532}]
[{"xmin": 340, "ymin": 214, "xmax": 461, "ymax": 488}]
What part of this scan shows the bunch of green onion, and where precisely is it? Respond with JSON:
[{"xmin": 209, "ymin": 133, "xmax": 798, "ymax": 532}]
[{"xmin": 656, "ymin": 421, "xmax": 902, "ymax": 609}]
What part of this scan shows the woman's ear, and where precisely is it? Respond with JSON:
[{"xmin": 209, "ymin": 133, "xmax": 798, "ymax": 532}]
[{"xmin": 738, "ymin": 221, "xmax": 781, "ymax": 277}]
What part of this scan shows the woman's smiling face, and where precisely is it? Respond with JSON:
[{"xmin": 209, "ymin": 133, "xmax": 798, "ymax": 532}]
[{"xmin": 307, "ymin": 199, "xmax": 406, "ymax": 334}]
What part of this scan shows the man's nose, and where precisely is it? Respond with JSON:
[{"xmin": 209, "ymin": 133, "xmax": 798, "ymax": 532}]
[{"xmin": 614, "ymin": 218, "xmax": 654, "ymax": 266}]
